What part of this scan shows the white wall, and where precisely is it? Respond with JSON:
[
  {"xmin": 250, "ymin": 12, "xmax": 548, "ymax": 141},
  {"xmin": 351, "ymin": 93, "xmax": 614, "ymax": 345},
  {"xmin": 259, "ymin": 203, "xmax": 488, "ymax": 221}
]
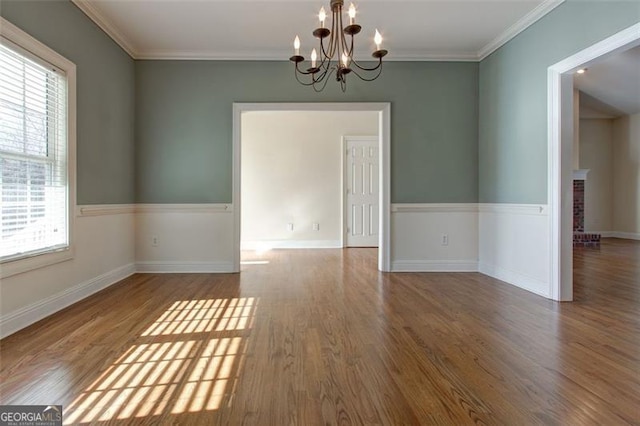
[
  {"xmin": 391, "ymin": 204, "xmax": 478, "ymax": 271},
  {"xmin": 613, "ymin": 113, "xmax": 640, "ymax": 237},
  {"xmin": 579, "ymin": 119, "xmax": 614, "ymax": 232},
  {"xmin": 241, "ymin": 111, "xmax": 378, "ymax": 248},
  {"xmin": 0, "ymin": 207, "xmax": 136, "ymax": 338},
  {"xmin": 478, "ymin": 204, "xmax": 550, "ymax": 298},
  {"xmin": 135, "ymin": 204, "xmax": 234, "ymax": 272}
]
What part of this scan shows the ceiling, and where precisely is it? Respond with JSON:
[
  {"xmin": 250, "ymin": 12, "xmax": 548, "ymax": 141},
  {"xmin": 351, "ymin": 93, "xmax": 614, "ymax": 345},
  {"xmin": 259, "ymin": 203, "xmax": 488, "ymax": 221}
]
[
  {"xmin": 71, "ymin": 0, "xmax": 564, "ymax": 61},
  {"xmin": 575, "ymin": 45, "xmax": 640, "ymax": 117}
]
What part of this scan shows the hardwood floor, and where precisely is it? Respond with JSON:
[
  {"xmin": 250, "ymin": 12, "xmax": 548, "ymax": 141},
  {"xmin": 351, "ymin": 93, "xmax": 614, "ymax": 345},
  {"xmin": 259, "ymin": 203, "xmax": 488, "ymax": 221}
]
[{"xmin": 1, "ymin": 239, "xmax": 638, "ymax": 425}]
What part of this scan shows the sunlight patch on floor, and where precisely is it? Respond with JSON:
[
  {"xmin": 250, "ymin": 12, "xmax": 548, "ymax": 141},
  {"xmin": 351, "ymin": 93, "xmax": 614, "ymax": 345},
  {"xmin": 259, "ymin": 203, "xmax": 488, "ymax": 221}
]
[{"xmin": 64, "ymin": 298, "xmax": 258, "ymax": 424}]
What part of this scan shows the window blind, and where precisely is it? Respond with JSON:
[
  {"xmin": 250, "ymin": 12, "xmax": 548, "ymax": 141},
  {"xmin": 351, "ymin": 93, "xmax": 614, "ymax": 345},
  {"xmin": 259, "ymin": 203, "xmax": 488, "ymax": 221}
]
[{"xmin": 0, "ymin": 39, "xmax": 68, "ymax": 262}]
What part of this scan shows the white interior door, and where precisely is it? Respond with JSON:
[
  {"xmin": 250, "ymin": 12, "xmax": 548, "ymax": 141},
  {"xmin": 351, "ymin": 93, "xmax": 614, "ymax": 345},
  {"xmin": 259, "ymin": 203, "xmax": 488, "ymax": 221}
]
[{"xmin": 345, "ymin": 137, "xmax": 379, "ymax": 247}]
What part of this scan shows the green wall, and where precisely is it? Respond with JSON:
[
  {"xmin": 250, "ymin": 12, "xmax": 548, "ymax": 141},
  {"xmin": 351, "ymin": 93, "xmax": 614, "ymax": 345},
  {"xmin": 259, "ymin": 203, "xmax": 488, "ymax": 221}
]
[
  {"xmin": 1, "ymin": 0, "xmax": 135, "ymax": 204},
  {"xmin": 479, "ymin": 0, "xmax": 640, "ymax": 204},
  {"xmin": 135, "ymin": 61, "xmax": 479, "ymax": 204}
]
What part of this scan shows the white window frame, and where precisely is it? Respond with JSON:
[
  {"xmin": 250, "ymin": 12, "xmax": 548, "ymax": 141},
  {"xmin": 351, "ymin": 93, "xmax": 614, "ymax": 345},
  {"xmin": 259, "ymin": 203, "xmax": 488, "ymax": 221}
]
[{"xmin": 0, "ymin": 17, "xmax": 76, "ymax": 278}]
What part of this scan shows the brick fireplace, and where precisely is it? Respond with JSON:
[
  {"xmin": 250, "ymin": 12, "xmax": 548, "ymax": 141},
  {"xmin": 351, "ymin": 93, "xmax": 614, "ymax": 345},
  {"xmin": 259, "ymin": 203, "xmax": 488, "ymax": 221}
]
[{"xmin": 573, "ymin": 170, "xmax": 600, "ymax": 248}]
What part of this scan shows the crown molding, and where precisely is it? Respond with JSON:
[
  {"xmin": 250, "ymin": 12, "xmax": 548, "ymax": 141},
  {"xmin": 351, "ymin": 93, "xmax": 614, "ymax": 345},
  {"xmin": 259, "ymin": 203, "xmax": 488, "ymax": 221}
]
[
  {"xmin": 478, "ymin": 0, "xmax": 565, "ymax": 61},
  {"xmin": 71, "ymin": 0, "xmax": 564, "ymax": 62},
  {"xmin": 71, "ymin": 0, "xmax": 137, "ymax": 58},
  {"xmin": 382, "ymin": 51, "xmax": 480, "ymax": 62},
  {"xmin": 135, "ymin": 50, "xmax": 481, "ymax": 62}
]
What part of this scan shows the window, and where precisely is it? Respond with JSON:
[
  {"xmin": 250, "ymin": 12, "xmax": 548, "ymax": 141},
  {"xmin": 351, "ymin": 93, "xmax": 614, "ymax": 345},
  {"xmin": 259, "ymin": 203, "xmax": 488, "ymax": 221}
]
[{"xmin": 1, "ymin": 18, "xmax": 76, "ymax": 277}]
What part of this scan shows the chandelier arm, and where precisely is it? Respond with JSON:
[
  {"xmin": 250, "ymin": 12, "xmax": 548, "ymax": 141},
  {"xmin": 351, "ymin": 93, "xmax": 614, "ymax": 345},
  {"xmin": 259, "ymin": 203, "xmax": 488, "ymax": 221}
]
[
  {"xmin": 339, "ymin": 13, "xmax": 350, "ymax": 57},
  {"xmin": 319, "ymin": 36, "xmax": 331, "ymax": 61},
  {"xmin": 294, "ymin": 69, "xmax": 319, "ymax": 86},
  {"xmin": 312, "ymin": 67, "xmax": 335, "ymax": 92},
  {"xmin": 313, "ymin": 63, "xmax": 331, "ymax": 84},
  {"xmin": 314, "ymin": 52, "xmax": 332, "ymax": 77},
  {"xmin": 294, "ymin": 61, "xmax": 318, "ymax": 76},
  {"xmin": 350, "ymin": 57, "xmax": 383, "ymax": 72},
  {"xmin": 293, "ymin": 62, "xmax": 328, "ymax": 86},
  {"xmin": 347, "ymin": 33, "xmax": 355, "ymax": 58},
  {"xmin": 349, "ymin": 65, "xmax": 384, "ymax": 82}
]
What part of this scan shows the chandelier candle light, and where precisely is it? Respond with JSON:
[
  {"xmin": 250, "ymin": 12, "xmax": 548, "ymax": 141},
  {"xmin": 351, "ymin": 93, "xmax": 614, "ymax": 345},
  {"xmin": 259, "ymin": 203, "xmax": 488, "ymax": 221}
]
[{"xmin": 289, "ymin": 0, "xmax": 388, "ymax": 92}]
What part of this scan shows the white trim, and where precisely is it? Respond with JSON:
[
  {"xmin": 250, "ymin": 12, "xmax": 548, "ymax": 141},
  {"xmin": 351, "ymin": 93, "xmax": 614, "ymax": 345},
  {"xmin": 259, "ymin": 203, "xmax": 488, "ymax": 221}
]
[
  {"xmin": 392, "ymin": 260, "xmax": 478, "ymax": 272},
  {"xmin": 241, "ymin": 240, "xmax": 342, "ymax": 250},
  {"xmin": 478, "ymin": 262, "xmax": 549, "ymax": 298},
  {"xmin": 0, "ymin": 17, "xmax": 78, "ymax": 280},
  {"xmin": 78, "ymin": 204, "xmax": 231, "ymax": 217},
  {"xmin": 136, "ymin": 261, "xmax": 234, "ymax": 273},
  {"xmin": 586, "ymin": 231, "xmax": 640, "ymax": 240},
  {"xmin": 76, "ymin": 204, "xmax": 136, "ymax": 217},
  {"xmin": 478, "ymin": 203, "xmax": 547, "ymax": 215},
  {"xmin": 478, "ymin": 0, "xmax": 565, "ymax": 60},
  {"xmin": 596, "ymin": 231, "xmax": 615, "ymax": 238},
  {"xmin": 0, "ymin": 263, "xmax": 135, "ymax": 339},
  {"xmin": 136, "ymin": 204, "xmax": 232, "ymax": 213},
  {"xmin": 382, "ymin": 52, "xmax": 479, "ymax": 62},
  {"xmin": 547, "ymin": 22, "xmax": 640, "ymax": 301},
  {"xmin": 0, "ymin": 249, "xmax": 74, "ymax": 279},
  {"xmin": 135, "ymin": 50, "xmax": 482, "ymax": 62},
  {"xmin": 68, "ymin": 1, "xmax": 562, "ymax": 62},
  {"xmin": 233, "ymin": 103, "xmax": 392, "ymax": 274},
  {"xmin": 392, "ymin": 203, "xmax": 478, "ymax": 213},
  {"xmin": 572, "ymin": 169, "xmax": 590, "ymax": 180},
  {"xmin": 70, "ymin": 0, "xmax": 137, "ymax": 58},
  {"xmin": 611, "ymin": 232, "xmax": 640, "ymax": 241},
  {"xmin": 0, "ymin": 18, "xmax": 76, "ymax": 70}
]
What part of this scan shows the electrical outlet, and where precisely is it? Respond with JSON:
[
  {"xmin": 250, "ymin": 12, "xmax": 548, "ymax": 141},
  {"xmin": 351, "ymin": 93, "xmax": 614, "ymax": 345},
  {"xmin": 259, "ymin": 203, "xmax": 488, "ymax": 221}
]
[
  {"xmin": 287, "ymin": 223, "xmax": 294, "ymax": 231},
  {"xmin": 313, "ymin": 223, "xmax": 320, "ymax": 231},
  {"xmin": 441, "ymin": 234, "xmax": 449, "ymax": 246},
  {"xmin": 152, "ymin": 236, "xmax": 159, "ymax": 247}
]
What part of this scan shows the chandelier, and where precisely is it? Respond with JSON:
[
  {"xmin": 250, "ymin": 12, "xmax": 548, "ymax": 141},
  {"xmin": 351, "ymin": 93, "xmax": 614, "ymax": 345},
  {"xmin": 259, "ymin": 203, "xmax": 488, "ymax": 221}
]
[{"xmin": 289, "ymin": 0, "xmax": 388, "ymax": 92}]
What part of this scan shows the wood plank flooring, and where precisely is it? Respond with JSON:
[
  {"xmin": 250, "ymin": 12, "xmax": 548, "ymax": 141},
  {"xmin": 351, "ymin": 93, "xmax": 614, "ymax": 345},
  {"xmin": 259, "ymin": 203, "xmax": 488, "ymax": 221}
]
[{"xmin": 1, "ymin": 238, "xmax": 638, "ymax": 425}]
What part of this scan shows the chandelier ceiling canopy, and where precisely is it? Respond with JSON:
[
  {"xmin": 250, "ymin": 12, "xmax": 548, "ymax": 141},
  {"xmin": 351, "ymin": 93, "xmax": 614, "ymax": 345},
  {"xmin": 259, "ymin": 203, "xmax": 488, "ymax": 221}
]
[{"xmin": 289, "ymin": 0, "xmax": 388, "ymax": 92}]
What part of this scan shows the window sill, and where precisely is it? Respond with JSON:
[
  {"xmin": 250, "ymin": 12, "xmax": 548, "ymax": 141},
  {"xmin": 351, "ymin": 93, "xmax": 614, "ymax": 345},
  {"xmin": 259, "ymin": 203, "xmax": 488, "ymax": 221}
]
[{"xmin": 0, "ymin": 247, "xmax": 74, "ymax": 279}]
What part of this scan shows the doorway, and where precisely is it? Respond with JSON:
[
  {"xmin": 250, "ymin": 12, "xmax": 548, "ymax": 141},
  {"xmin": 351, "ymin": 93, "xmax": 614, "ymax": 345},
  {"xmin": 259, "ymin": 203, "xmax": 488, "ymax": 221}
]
[
  {"xmin": 232, "ymin": 103, "xmax": 391, "ymax": 273},
  {"xmin": 547, "ymin": 22, "xmax": 640, "ymax": 301}
]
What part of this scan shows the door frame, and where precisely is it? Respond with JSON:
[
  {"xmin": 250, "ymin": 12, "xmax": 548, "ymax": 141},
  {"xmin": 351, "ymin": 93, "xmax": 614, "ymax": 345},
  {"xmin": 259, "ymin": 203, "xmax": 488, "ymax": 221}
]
[
  {"xmin": 232, "ymin": 102, "xmax": 391, "ymax": 272},
  {"xmin": 342, "ymin": 135, "xmax": 380, "ymax": 248},
  {"xmin": 547, "ymin": 23, "xmax": 640, "ymax": 301}
]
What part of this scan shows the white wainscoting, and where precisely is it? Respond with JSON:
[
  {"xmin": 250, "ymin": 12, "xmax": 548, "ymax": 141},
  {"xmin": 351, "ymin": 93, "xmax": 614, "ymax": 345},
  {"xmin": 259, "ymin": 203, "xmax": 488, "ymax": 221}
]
[
  {"xmin": 0, "ymin": 205, "xmax": 136, "ymax": 339},
  {"xmin": 135, "ymin": 204, "xmax": 235, "ymax": 273},
  {"xmin": 478, "ymin": 204, "xmax": 550, "ymax": 298},
  {"xmin": 2, "ymin": 202, "xmax": 562, "ymax": 338},
  {"xmin": 391, "ymin": 204, "xmax": 479, "ymax": 272}
]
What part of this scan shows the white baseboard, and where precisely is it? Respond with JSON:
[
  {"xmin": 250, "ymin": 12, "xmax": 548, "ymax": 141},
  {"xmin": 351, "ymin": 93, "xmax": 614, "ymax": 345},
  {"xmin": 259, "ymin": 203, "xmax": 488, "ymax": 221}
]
[
  {"xmin": 479, "ymin": 262, "xmax": 550, "ymax": 298},
  {"xmin": 0, "ymin": 263, "xmax": 136, "ymax": 339},
  {"xmin": 596, "ymin": 231, "xmax": 615, "ymax": 238},
  {"xmin": 611, "ymin": 232, "xmax": 640, "ymax": 241},
  {"xmin": 588, "ymin": 231, "xmax": 640, "ymax": 240},
  {"xmin": 241, "ymin": 240, "xmax": 343, "ymax": 250},
  {"xmin": 136, "ymin": 261, "xmax": 235, "ymax": 273},
  {"xmin": 392, "ymin": 260, "xmax": 478, "ymax": 272}
]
